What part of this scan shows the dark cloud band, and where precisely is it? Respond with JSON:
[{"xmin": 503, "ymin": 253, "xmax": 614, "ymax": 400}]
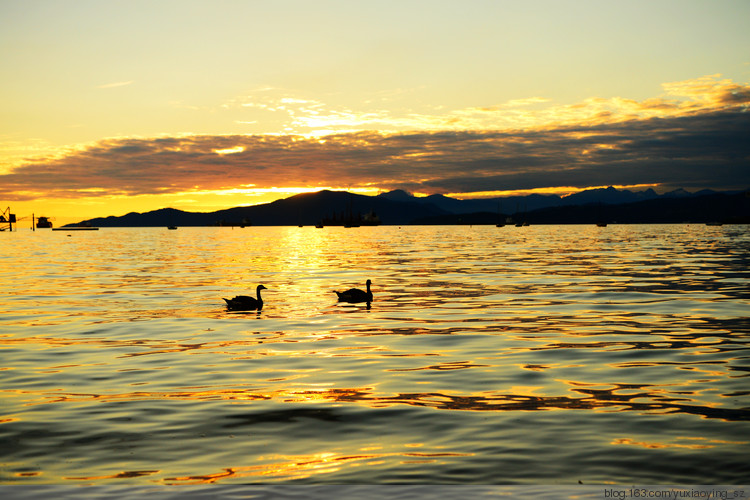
[{"xmin": 2, "ymin": 106, "xmax": 748, "ymax": 201}]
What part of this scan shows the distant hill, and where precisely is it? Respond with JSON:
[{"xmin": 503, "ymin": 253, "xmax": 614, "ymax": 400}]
[
  {"xmin": 68, "ymin": 187, "xmax": 750, "ymax": 227},
  {"xmin": 527, "ymin": 191, "xmax": 750, "ymax": 225},
  {"xmin": 71, "ymin": 190, "xmax": 449, "ymax": 227},
  {"xmin": 413, "ymin": 191, "xmax": 750, "ymax": 225},
  {"xmin": 378, "ymin": 189, "xmax": 562, "ymax": 213}
]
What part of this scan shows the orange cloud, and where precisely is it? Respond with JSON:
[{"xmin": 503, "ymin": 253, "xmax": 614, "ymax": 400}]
[
  {"xmin": 221, "ymin": 75, "xmax": 750, "ymax": 135},
  {"xmin": 1, "ymin": 76, "xmax": 748, "ymax": 206}
]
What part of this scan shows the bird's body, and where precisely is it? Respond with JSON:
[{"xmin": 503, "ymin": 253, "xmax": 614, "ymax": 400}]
[
  {"xmin": 334, "ymin": 279, "xmax": 372, "ymax": 303},
  {"xmin": 224, "ymin": 284, "xmax": 266, "ymax": 311}
]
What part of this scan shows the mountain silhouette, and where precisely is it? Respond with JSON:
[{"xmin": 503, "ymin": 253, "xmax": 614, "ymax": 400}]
[{"xmin": 67, "ymin": 187, "xmax": 749, "ymax": 227}]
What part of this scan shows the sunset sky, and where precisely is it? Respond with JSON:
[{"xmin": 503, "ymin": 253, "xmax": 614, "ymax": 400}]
[{"xmin": 2, "ymin": 0, "xmax": 749, "ymax": 223}]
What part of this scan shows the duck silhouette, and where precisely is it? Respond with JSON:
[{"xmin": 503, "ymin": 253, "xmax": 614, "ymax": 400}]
[
  {"xmin": 223, "ymin": 284, "xmax": 266, "ymax": 311},
  {"xmin": 334, "ymin": 279, "xmax": 372, "ymax": 303}
]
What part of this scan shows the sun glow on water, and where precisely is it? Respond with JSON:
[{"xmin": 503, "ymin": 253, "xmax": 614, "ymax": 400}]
[{"xmin": 1, "ymin": 225, "xmax": 749, "ymax": 483}]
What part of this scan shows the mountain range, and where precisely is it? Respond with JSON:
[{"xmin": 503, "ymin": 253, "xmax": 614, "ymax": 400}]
[{"xmin": 68, "ymin": 186, "xmax": 750, "ymax": 227}]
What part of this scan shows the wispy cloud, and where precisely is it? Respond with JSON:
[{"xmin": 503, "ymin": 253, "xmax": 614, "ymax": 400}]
[
  {"xmin": 97, "ymin": 81, "xmax": 134, "ymax": 89},
  {"xmin": 221, "ymin": 75, "xmax": 750, "ymax": 136},
  {"xmin": 2, "ymin": 76, "xmax": 748, "ymax": 202}
]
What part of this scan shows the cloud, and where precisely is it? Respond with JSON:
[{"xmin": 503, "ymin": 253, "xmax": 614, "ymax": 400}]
[
  {"xmin": 224, "ymin": 75, "xmax": 750, "ymax": 135},
  {"xmin": 2, "ymin": 76, "xmax": 748, "ymax": 202},
  {"xmin": 502, "ymin": 97, "xmax": 551, "ymax": 107}
]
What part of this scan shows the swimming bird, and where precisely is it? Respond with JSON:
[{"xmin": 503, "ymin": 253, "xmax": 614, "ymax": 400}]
[
  {"xmin": 334, "ymin": 279, "xmax": 372, "ymax": 303},
  {"xmin": 223, "ymin": 284, "xmax": 267, "ymax": 311}
]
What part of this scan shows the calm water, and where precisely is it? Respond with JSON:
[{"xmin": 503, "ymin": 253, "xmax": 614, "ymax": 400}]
[{"xmin": 1, "ymin": 225, "xmax": 749, "ymax": 485}]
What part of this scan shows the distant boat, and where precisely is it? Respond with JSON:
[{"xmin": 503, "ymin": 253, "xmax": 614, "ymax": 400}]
[
  {"xmin": 323, "ymin": 193, "xmax": 381, "ymax": 227},
  {"xmin": 705, "ymin": 222, "xmax": 723, "ymax": 226},
  {"xmin": 168, "ymin": 225, "xmax": 177, "ymax": 230},
  {"xmin": 595, "ymin": 203, "xmax": 608, "ymax": 227},
  {"xmin": 36, "ymin": 216, "xmax": 53, "ymax": 229},
  {"xmin": 514, "ymin": 202, "xmax": 528, "ymax": 226},
  {"xmin": 361, "ymin": 210, "xmax": 381, "ymax": 226},
  {"xmin": 329, "ymin": 209, "xmax": 380, "ymax": 227}
]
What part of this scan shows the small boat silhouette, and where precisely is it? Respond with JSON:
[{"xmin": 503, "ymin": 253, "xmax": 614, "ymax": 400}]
[{"xmin": 36, "ymin": 216, "xmax": 54, "ymax": 229}]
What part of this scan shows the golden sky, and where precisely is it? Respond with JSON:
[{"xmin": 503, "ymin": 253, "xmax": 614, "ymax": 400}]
[{"xmin": 1, "ymin": 0, "xmax": 749, "ymax": 223}]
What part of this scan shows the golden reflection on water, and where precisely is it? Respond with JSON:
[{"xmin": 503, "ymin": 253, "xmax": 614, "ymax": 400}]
[
  {"xmin": 4, "ymin": 324, "xmax": 747, "ymax": 422},
  {"xmin": 611, "ymin": 437, "xmax": 747, "ymax": 450},
  {"xmin": 160, "ymin": 449, "xmax": 474, "ymax": 484},
  {"xmin": 166, "ymin": 452, "xmax": 366, "ymax": 483},
  {"xmin": 65, "ymin": 470, "xmax": 160, "ymax": 481},
  {"xmin": 2, "ymin": 225, "xmax": 748, "ymax": 484},
  {"xmin": 14, "ymin": 472, "xmax": 41, "ymax": 478},
  {"xmin": 209, "ymin": 227, "xmax": 364, "ymax": 318},
  {"xmin": 10, "ymin": 381, "xmax": 746, "ymax": 422}
]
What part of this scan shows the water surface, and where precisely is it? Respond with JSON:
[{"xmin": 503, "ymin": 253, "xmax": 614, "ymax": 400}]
[{"xmin": 1, "ymin": 225, "xmax": 748, "ymax": 484}]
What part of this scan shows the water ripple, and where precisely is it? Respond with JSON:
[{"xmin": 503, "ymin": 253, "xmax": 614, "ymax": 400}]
[{"xmin": 1, "ymin": 225, "xmax": 749, "ymax": 484}]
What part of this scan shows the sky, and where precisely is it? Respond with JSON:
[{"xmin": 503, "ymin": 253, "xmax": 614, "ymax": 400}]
[{"xmin": 1, "ymin": 0, "xmax": 749, "ymax": 223}]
